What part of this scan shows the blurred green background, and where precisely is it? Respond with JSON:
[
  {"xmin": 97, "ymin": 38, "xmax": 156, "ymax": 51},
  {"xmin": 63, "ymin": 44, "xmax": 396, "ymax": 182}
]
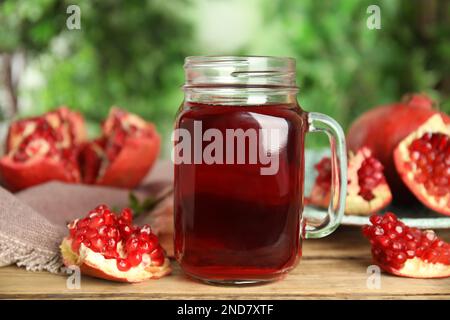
[{"xmin": 1, "ymin": 0, "xmax": 449, "ymax": 155}]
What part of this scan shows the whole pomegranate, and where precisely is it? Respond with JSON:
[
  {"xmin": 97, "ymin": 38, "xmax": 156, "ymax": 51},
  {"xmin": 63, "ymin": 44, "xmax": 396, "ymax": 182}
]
[{"xmin": 347, "ymin": 94, "xmax": 450, "ymax": 203}]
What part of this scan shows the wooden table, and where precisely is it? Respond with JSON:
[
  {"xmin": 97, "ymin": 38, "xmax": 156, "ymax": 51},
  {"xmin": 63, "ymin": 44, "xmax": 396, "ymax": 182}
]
[{"xmin": 1, "ymin": 226, "xmax": 449, "ymax": 299}]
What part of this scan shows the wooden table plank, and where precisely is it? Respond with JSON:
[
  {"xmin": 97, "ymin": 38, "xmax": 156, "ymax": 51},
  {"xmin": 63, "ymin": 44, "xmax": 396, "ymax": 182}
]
[{"xmin": 1, "ymin": 227, "xmax": 449, "ymax": 299}]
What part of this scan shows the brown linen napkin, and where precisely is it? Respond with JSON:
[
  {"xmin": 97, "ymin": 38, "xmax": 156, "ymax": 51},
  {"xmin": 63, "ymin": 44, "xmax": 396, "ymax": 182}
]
[{"xmin": 0, "ymin": 161, "xmax": 174, "ymax": 273}]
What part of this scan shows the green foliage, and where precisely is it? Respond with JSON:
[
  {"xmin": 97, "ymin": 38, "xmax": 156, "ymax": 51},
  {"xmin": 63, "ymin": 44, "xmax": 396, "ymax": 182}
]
[
  {"xmin": 1, "ymin": 0, "xmax": 191, "ymax": 148},
  {"xmin": 1, "ymin": 0, "xmax": 449, "ymax": 151},
  {"xmin": 248, "ymin": 0, "xmax": 450, "ymax": 147},
  {"xmin": 0, "ymin": 0, "xmax": 63, "ymax": 53}
]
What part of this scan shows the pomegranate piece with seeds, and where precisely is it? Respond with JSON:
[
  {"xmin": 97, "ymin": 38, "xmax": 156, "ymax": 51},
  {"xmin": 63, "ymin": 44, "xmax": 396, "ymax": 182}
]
[
  {"xmin": 308, "ymin": 147, "xmax": 392, "ymax": 215},
  {"xmin": 80, "ymin": 107, "xmax": 160, "ymax": 189},
  {"xmin": 60, "ymin": 204, "xmax": 171, "ymax": 283},
  {"xmin": 5, "ymin": 106, "xmax": 86, "ymax": 153},
  {"xmin": 394, "ymin": 114, "xmax": 450, "ymax": 216},
  {"xmin": 0, "ymin": 107, "xmax": 86, "ymax": 191},
  {"xmin": 363, "ymin": 212, "xmax": 450, "ymax": 278}
]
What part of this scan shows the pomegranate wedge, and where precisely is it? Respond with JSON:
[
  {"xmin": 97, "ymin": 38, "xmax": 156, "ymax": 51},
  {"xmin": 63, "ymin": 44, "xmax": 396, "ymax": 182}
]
[
  {"xmin": 80, "ymin": 108, "xmax": 160, "ymax": 189},
  {"xmin": 0, "ymin": 107, "xmax": 85, "ymax": 191},
  {"xmin": 363, "ymin": 212, "xmax": 450, "ymax": 278},
  {"xmin": 394, "ymin": 114, "xmax": 450, "ymax": 216},
  {"xmin": 309, "ymin": 147, "xmax": 392, "ymax": 215},
  {"xmin": 61, "ymin": 205, "xmax": 171, "ymax": 283}
]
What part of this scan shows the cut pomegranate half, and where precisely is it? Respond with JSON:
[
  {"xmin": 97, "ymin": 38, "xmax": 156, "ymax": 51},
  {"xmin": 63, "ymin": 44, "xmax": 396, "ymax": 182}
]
[
  {"xmin": 394, "ymin": 114, "xmax": 450, "ymax": 216},
  {"xmin": 60, "ymin": 205, "xmax": 171, "ymax": 283},
  {"xmin": 0, "ymin": 107, "xmax": 86, "ymax": 191},
  {"xmin": 80, "ymin": 108, "xmax": 160, "ymax": 189},
  {"xmin": 308, "ymin": 147, "xmax": 392, "ymax": 215},
  {"xmin": 363, "ymin": 212, "xmax": 450, "ymax": 278}
]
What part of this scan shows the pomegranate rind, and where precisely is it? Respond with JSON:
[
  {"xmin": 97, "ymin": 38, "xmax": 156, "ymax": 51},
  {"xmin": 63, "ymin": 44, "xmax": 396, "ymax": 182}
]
[
  {"xmin": 309, "ymin": 148, "xmax": 392, "ymax": 215},
  {"xmin": 0, "ymin": 156, "xmax": 80, "ymax": 192},
  {"xmin": 378, "ymin": 257, "xmax": 450, "ymax": 279},
  {"xmin": 60, "ymin": 238, "xmax": 171, "ymax": 283},
  {"xmin": 97, "ymin": 134, "xmax": 160, "ymax": 189},
  {"xmin": 394, "ymin": 114, "xmax": 450, "ymax": 216},
  {"xmin": 81, "ymin": 108, "xmax": 161, "ymax": 189}
]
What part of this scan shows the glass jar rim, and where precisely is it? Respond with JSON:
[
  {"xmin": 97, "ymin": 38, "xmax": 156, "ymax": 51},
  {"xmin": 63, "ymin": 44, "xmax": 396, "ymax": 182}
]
[{"xmin": 183, "ymin": 55, "xmax": 297, "ymax": 88}]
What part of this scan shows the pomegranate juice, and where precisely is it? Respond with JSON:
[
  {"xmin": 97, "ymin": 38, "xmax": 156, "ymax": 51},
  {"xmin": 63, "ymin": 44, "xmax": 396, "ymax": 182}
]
[{"xmin": 174, "ymin": 103, "xmax": 307, "ymax": 282}]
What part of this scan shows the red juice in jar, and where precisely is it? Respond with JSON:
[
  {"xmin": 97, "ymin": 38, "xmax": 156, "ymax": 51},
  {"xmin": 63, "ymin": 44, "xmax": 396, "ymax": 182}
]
[
  {"xmin": 174, "ymin": 102, "xmax": 307, "ymax": 281},
  {"xmin": 173, "ymin": 56, "xmax": 347, "ymax": 284}
]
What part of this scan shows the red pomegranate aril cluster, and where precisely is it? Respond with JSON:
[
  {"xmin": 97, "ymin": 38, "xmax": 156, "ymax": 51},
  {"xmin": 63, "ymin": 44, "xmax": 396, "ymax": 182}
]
[
  {"xmin": 314, "ymin": 157, "xmax": 332, "ymax": 189},
  {"xmin": 68, "ymin": 205, "xmax": 165, "ymax": 272},
  {"xmin": 13, "ymin": 121, "xmax": 58, "ymax": 162},
  {"xmin": 11, "ymin": 115, "xmax": 80, "ymax": 178},
  {"xmin": 103, "ymin": 113, "xmax": 150, "ymax": 162},
  {"xmin": 363, "ymin": 212, "xmax": 450, "ymax": 270},
  {"xmin": 357, "ymin": 157, "xmax": 385, "ymax": 201},
  {"xmin": 408, "ymin": 132, "xmax": 450, "ymax": 198},
  {"xmin": 314, "ymin": 154, "xmax": 385, "ymax": 201}
]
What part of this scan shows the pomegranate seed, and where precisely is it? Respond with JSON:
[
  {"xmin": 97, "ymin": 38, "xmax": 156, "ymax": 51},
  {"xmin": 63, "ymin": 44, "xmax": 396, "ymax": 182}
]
[
  {"xmin": 91, "ymin": 237, "xmax": 106, "ymax": 253},
  {"xmin": 98, "ymin": 225, "xmax": 108, "ymax": 237},
  {"xmin": 106, "ymin": 238, "xmax": 116, "ymax": 250},
  {"xmin": 150, "ymin": 249, "xmax": 164, "ymax": 266},
  {"xmin": 88, "ymin": 211, "xmax": 99, "ymax": 219},
  {"xmin": 89, "ymin": 216, "xmax": 104, "ymax": 229},
  {"xmin": 362, "ymin": 225, "xmax": 371, "ymax": 237},
  {"xmin": 138, "ymin": 232, "xmax": 150, "ymax": 242},
  {"xmin": 120, "ymin": 224, "xmax": 133, "ymax": 238},
  {"xmin": 76, "ymin": 226, "xmax": 88, "ymax": 235},
  {"xmin": 95, "ymin": 204, "xmax": 109, "ymax": 213},
  {"xmin": 82, "ymin": 239, "xmax": 91, "ymax": 248},
  {"xmin": 72, "ymin": 236, "xmax": 84, "ymax": 252},
  {"xmin": 85, "ymin": 229, "xmax": 98, "ymax": 239},
  {"xmin": 127, "ymin": 251, "xmax": 142, "ymax": 267},
  {"xmin": 117, "ymin": 259, "xmax": 131, "ymax": 272},
  {"xmin": 77, "ymin": 219, "xmax": 89, "ymax": 228},
  {"xmin": 106, "ymin": 226, "xmax": 119, "ymax": 240},
  {"xmin": 393, "ymin": 252, "xmax": 407, "ymax": 265},
  {"xmin": 383, "ymin": 212, "xmax": 397, "ymax": 223},
  {"xmin": 121, "ymin": 208, "xmax": 133, "ymax": 223},
  {"xmin": 105, "ymin": 250, "xmax": 118, "ymax": 259},
  {"xmin": 425, "ymin": 230, "xmax": 436, "ymax": 242},
  {"xmin": 369, "ymin": 215, "xmax": 382, "ymax": 225},
  {"xmin": 104, "ymin": 212, "xmax": 115, "ymax": 225},
  {"xmin": 373, "ymin": 226, "xmax": 384, "ymax": 236},
  {"xmin": 126, "ymin": 236, "xmax": 139, "ymax": 252},
  {"xmin": 377, "ymin": 236, "xmax": 390, "ymax": 248},
  {"xmin": 394, "ymin": 225, "xmax": 404, "ymax": 235},
  {"xmin": 140, "ymin": 224, "xmax": 152, "ymax": 235}
]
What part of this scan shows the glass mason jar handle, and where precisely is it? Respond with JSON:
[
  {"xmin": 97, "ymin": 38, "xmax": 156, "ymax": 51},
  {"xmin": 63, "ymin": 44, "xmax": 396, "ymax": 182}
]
[{"xmin": 305, "ymin": 112, "xmax": 347, "ymax": 239}]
